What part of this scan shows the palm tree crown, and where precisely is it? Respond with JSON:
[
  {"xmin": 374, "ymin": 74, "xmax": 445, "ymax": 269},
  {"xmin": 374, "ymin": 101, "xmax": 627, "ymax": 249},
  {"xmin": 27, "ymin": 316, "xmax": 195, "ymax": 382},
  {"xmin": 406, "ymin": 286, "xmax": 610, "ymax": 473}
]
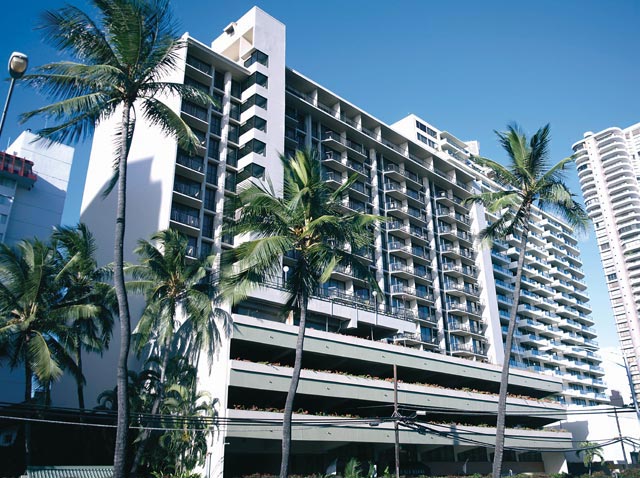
[
  {"xmin": 469, "ymin": 124, "xmax": 588, "ymax": 243},
  {"xmin": 466, "ymin": 123, "xmax": 588, "ymax": 478},
  {"xmin": 222, "ymin": 149, "xmax": 382, "ymax": 478}
]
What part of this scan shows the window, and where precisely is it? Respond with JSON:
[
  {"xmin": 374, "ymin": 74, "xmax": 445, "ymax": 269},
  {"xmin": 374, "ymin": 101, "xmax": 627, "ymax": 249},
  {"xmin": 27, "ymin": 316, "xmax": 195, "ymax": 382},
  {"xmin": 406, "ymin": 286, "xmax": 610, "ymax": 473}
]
[
  {"xmin": 417, "ymin": 132, "xmax": 436, "ymax": 148},
  {"xmin": 416, "ymin": 120, "xmax": 427, "ymax": 133},
  {"xmin": 206, "ymin": 164, "xmax": 218, "ymax": 185},
  {"xmin": 230, "ymin": 79, "xmax": 242, "ymax": 99},
  {"xmin": 243, "ymin": 49, "xmax": 269, "ymax": 67},
  {"xmin": 607, "ymin": 273, "xmax": 617, "ymax": 281},
  {"xmin": 213, "ymin": 70, "xmax": 225, "ymax": 91},
  {"xmin": 209, "ymin": 116, "xmax": 222, "ymax": 136},
  {"xmin": 0, "ymin": 214, "xmax": 6, "ymax": 224},
  {"xmin": 241, "ymin": 93, "xmax": 268, "ymax": 112},
  {"xmin": 207, "ymin": 139, "xmax": 219, "ymax": 160},
  {"xmin": 239, "ymin": 139, "xmax": 266, "ymax": 158},
  {"xmin": 182, "ymin": 101, "xmax": 208, "ymax": 121},
  {"xmin": 227, "ymin": 147, "xmax": 238, "ymax": 167},
  {"xmin": 184, "ymin": 76, "xmax": 209, "ymax": 93},
  {"xmin": 239, "ymin": 116, "xmax": 267, "ymax": 136},
  {"xmin": 228, "ymin": 124, "xmax": 239, "ymax": 144},
  {"xmin": 211, "ymin": 92, "xmax": 223, "ymax": 113},
  {"xmin": 186, "ymin": 55, "xmax": 211, "ymax": 75},
  {"xmin": 204, "ymin": 189, "xmax": 216, "ymax": 212},
  {"xmin": 0, "ymin": 195, "xmax": 13, "ymax": 206},
  {"xmin": 244, "ymin": 72, "xmax": 268, "ymax": 90}
]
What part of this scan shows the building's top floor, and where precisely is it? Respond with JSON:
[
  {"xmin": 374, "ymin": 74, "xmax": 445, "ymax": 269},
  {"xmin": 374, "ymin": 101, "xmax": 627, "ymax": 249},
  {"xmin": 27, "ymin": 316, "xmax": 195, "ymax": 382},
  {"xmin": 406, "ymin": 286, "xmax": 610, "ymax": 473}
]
[
  {"xmin": 572, "ymin": 122, "xmax": 640, "ymax": 151},
  {"xmin": 0, "ymin": 151, "xmax": 37, "ymax": 189}
]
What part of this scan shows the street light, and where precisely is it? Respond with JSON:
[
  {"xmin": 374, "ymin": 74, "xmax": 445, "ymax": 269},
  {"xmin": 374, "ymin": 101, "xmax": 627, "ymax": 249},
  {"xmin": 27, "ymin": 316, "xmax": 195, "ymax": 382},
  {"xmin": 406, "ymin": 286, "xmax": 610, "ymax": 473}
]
[{"xmin": 0, "ymin": 52, "xmax": 29, "ymax": 142}]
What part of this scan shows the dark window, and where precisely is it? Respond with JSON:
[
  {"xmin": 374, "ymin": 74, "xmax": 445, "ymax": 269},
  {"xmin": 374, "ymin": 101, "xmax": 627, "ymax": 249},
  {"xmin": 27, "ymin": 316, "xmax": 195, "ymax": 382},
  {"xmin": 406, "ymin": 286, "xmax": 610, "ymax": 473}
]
[
  {"xmin": 184, "ymin": 76, "xmax": 209, "ymax": 93},
  {"xmin": 230, "ymin": 79, "xmax": 242, "ymax": 99},
  {"xmin": 227, "ymin": 147, "xmax": 238, "ymax": 167},
  {"xmin": 240, "ymin": 116, "xmax": 267, "ymax": 136},
  {"xmin": 244, "ymin": 72, "xmax": 268, "ymax": 90},
  {"xmin": 208, "ymin": 139, "xmax": 220, "ymax": 160},
  {"xmin": 183, "ymin": 99, "xmax": 208, "ymax": 121},
  {"xmin": 228, "ymin": 124, "xmax": 239, "ymax": 144},
  {"xmin": 202, "ymin": 213, "xmax": 214, "ymax": 237},
  {"xmin": 239, "ymin": 139, "xmax": 266, "ymax": 158},
  {"xmin": 204, "ymin": 189, "xmax": 216, "ymax": 212},
  {"xmin": 212, "ymin": 92, "xmax": 223, "ymax": 113},
  {"xmin": 417, "ymin": 132, "xmax": 437, "ymax": 148},
  {"xmin": 206, "ymin": 164, "xmax": 218, "ymax": 185},
  {"xmin": 241, "ymin": 94, "xmax": 268, "ymax": 112},
  {"xmin": 186, "ymin": 55, "xmax": 211, "ymax": 75},
  {"xmin": 209, "ymin": 116, "xmax": 222, "ymax": 136},
  {"xmin": 243, "ymin": 49, "xmax": 269, "ymax": 67},
  {"xmin": 213, "ymin": 70, "xmax": 225, "ymax": 91},
  {"xmin": 229, "ymin": 101, "xmax": 240, "ymax": 121}
]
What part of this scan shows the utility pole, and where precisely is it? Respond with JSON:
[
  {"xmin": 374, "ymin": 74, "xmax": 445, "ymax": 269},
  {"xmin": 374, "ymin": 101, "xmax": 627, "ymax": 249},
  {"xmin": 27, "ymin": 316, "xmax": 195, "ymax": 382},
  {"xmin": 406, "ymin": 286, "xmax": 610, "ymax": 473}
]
[
  {"xmin": 613, "ymin": 407, "xmax": 628, "ymax": 465},
  {"xmin": 393, "ymin": 364, "xmax": 400, "ymax": 478}
]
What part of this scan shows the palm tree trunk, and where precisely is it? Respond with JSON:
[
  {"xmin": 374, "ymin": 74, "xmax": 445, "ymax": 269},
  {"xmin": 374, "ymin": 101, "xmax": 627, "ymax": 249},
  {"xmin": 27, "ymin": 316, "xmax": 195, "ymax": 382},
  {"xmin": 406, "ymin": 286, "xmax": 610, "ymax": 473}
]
[
  {"xmin": 492, "ymin": 220, "xmax": 530, "ymax": 478},
  {"xmin": 279, "ymin": 298, "xmax": 308, "ymax": 478},
  {"xmin": 114, "ymin": 103, "xmax": 134, "ymax": 478},
  {"xmin": 76, "ymin": 339, "xmax": 85, "ymax": 410},
  {"xmin": 130, "ymin": 343, "xmax": 171, "ymax": 474}
]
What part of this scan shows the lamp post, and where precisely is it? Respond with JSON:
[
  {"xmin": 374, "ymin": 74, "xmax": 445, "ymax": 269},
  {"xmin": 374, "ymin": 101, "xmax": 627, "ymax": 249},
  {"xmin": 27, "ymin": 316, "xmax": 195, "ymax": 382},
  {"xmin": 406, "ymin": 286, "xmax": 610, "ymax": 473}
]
[
  {"xmin": 371, "ymin": 290, "xmax": 378, "ymax": 340},
  {"xmin": 0, "ymin": 52, "xmax": 29, "ymax": 142}
]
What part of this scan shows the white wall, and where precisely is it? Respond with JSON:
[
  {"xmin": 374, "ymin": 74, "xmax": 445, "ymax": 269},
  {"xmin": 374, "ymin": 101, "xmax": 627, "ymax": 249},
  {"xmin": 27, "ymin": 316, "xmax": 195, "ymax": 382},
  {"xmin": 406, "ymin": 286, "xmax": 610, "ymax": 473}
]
[{"xmin": 4, "ymin": 131, "xmax": 72, "ymax": 244}]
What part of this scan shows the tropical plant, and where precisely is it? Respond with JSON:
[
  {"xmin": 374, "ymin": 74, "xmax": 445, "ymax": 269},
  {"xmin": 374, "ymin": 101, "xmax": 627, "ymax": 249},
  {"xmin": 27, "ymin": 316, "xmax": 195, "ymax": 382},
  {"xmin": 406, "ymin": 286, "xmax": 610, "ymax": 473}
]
[
  {"xmin": 53, "ymin": 223, "xmax": 114, "ymax": 409},
  {"xmin": 465, "ymin": 124, "xmax": 589, "ymax": 478},
  {"xmin": 21, "ymin": 1, "xmax": 214, "ymax": 475},
  {"xmin": 221, "ymin": 149, "xmax": 382, "ymax": 478},
  {"xmin": 0, "ymin": 239, "xmax": 98, "ymax": 401},
  {"xmin": 126, "ymin": 229, "xmax": 229, "ymax": 472},
  {"xmin": 577, "ymin": 441, "xmax": 604, "ymax": 476},
  {"xmin": 153, "ymin": 383, "xmax": 216, "ymax": 476}
]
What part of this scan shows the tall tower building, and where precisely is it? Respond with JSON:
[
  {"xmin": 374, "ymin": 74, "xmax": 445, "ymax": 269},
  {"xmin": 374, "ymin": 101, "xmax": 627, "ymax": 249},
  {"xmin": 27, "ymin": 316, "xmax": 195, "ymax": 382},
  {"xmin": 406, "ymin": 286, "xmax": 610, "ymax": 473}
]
[
  {"xmin": 76, "ymin": 7, "xmax": 606, "ymax": 476},
  {"xmin": 572, "ymin": 123, "xmax": 640, "ymax": 404}
]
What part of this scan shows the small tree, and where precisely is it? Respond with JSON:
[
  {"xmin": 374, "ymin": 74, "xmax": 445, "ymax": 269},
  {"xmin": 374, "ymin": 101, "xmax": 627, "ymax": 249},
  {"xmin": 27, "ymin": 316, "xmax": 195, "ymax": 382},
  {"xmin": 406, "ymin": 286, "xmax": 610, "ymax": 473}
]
[{"xmin": 577, "ymin": 441, "xmax": 604, "ymax": 476}]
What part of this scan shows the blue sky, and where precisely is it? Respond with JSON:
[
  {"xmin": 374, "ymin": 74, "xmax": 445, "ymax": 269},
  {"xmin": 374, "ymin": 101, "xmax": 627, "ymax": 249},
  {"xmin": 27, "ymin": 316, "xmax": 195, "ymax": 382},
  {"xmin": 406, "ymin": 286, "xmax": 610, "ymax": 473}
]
[{"xmin": 0, "ymin": 0, "xmax": 638, "ymax": 349}]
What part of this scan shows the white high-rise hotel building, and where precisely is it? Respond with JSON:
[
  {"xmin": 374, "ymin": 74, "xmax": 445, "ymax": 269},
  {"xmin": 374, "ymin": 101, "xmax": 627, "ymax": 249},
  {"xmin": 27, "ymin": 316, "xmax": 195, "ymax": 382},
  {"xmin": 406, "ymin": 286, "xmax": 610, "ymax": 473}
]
[
  {"xmin": 78, "ymin": 7, "xmax": 605, "ymax": 476},
  {"xmin": 573, "ymin": 123, "xmax": 640, "ymax": 404}
]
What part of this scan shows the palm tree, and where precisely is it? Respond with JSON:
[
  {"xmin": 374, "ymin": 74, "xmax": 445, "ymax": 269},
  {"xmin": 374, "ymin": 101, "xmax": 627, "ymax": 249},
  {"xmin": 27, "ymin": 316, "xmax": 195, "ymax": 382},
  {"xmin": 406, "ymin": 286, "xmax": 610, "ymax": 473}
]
[
  {"xmin": 0, "ymin": 239, "xmax": 95, "ymax": 401},
  {"xmin": 21, "ymin": 2, "xmax": 213, "ymax": 475},
  {"xmin": 0, "ymin": 238, "xmax": 99, "ymax": 464},
  {"xmin": 53, "ymin": 223, "xmax": 115, "ymax": 409},
  {"xmin": 465, "ymin": 124, "xmax": 588, "ymax": 478},
  {"xmin": 126, "ymin": 229, "xmax": 229, "ymax": 472},
  {"xmin": 221, "ymin": 149, "xmax": 382, "ymax": 478},
  {"xmin": 577, "ymin": 441, "xmax": 604, "ymax": 476}
]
